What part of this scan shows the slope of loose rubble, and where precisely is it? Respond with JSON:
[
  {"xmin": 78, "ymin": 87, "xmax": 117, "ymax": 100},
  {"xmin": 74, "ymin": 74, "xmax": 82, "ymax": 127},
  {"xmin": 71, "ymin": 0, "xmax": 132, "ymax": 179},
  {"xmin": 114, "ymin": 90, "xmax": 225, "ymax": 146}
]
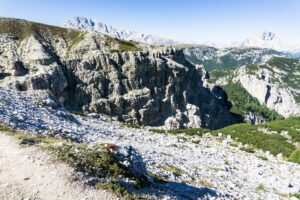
[{"xmin": 0, "ymin": 88, "xmax": 299, "ymax": 200}]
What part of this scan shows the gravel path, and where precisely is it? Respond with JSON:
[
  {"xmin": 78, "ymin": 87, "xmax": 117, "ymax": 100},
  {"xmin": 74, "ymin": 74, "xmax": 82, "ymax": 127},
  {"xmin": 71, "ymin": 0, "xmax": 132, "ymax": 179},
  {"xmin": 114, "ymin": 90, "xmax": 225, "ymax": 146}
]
[
  {"xmin": 0, "ymin": 133, "xmax": 117, "ymax": 200},
  {"xmin": 0, "ymin": 88, "xmax": 300, "ymax": 199}
]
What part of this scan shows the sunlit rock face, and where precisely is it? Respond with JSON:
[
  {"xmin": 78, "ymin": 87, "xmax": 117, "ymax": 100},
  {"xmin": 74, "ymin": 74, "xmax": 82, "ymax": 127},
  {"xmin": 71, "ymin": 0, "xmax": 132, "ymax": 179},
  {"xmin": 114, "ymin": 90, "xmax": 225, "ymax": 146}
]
[{"xmin": 0, "ymin": 18, "xmax": 237, "ymax": 129}]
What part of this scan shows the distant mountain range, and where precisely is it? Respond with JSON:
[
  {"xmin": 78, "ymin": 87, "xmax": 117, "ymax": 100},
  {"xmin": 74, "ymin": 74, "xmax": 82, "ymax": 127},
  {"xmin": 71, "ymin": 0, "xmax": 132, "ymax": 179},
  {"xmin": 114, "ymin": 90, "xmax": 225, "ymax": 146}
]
[
  {"xmin": 64, "ymin": 17, "xmax": 300, "ymax": 54},
  {"xmin": 239, "ymin": 31, "xmax": 300, "ymax": 53},
  {"xmin": 64, "ymin": 17, "xmax": 178, "ymax": 46}
]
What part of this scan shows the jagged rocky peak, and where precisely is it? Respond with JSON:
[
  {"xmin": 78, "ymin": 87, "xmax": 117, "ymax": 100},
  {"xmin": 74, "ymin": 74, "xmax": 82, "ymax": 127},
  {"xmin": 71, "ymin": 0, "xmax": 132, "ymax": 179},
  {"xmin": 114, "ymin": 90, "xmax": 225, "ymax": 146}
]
[
  {"xmin": 260, "ymin": 31, "xmax": 275, "ymax": 41},
  {"xmin": 66, "ymin": 17, "xmax": 96, "ymax": 31},
  {"xmin": 0, "ymin": 17, "xmax": 238, "ymax": 130},
  {"xmin": 64, "ymin": 16, "xmax": 178, "ymax": 46}
]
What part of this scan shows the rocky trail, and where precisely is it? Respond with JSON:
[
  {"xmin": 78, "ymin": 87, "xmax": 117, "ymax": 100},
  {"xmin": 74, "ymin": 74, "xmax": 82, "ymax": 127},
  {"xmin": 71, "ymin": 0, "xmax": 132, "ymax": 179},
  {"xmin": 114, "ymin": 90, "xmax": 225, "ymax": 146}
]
[{"xmin": 0, "ymin": 133, "xmax": 116, "ymax": 200}]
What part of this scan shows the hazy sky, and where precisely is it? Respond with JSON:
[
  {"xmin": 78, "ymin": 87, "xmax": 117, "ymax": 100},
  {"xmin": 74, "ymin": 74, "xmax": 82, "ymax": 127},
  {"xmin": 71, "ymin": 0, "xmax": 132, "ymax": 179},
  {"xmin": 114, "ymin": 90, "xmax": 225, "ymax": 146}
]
[{"xmin": 1, "ymin": 0, "xmax": 300, "ymax": 44}]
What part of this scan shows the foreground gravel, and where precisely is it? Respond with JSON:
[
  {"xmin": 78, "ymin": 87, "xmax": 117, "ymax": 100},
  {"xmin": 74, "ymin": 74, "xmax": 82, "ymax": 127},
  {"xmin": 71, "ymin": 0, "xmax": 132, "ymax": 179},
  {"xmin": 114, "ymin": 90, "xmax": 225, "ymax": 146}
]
[
  {"xmin": 0, "ymin": 88, "xmax": 299, "ymax": 200},
  {"xmin": 0, "ymin": 133, "xmax": 117, "ymax": 200}
]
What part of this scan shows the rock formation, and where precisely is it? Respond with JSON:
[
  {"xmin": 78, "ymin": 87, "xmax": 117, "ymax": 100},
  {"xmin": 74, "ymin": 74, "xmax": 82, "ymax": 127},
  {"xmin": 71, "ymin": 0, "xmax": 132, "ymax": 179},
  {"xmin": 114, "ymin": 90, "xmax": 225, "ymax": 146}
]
[
  {"xmin": 0, "ymin": 18, "xmax": 237, "ymax": 129},
  {"xmin": 235, "ymin": 61, "xmax": 300, "ymax": 118}
]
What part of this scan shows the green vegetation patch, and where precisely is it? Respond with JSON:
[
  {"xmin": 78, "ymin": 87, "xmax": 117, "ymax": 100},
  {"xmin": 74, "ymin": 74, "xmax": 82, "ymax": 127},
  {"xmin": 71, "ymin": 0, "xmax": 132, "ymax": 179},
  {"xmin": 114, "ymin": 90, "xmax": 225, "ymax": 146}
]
[
  {"xmin": 47, "ymin": 143, "xmax": 142, "ymax": 184},
  {"xmin": 161, "ymin": 165, "xmax": 186, "ymax": 177},
  {"xmin": 168, "ymin": 128, "xmax": 209, "ymax": 136},
  {"xmin": 106, "ymin": 35, "xmax": 141, "ymax": 53},
  {"xmin": 268, "ymin": 57, "xmax": 299, "ymax": 68},
  {"xmin": 211, "ymin": 123, "xmax": 295, "ymax": 157},
  {"xmin": 149, "ymin": 129, "xmax": 167, "ymax": 134},
  {"xmin": 148, "ymin": 171, "xmax": 168, "ymax": 184},
  {"xmin": 289, "ymin": 149, "xmax": 300, "ymax": 164},
  {"xmin": 200, "ymin": 180, "xmax": 214, "ymax": 188},
  {"xmin": 259, "ymin": 117, "xmax": 300, "ymax": 143},
  {"xmin": 184, "ymin": 47, "xmax": 281, "ymax": 71},
  {"xmin": 239, "ymin": 146, "xmax": 255, "ymax": 153},
  {"xmin": 71, "ymin": 111, "xmax": 85, "ymax": 116},
  {"xmin": 221, "ymin": 82, "xmax": 282, "ymax": 121},
  {"xmin": 256, "ymin": 183, "xmax": 265, "ymax": 192},
  {"xmin": 0, "ymin": 18, "xmax": 81, "ymax": 42},
  {"xmin": 291, "ymin": 193, "xmax": 300, "ymax": 200},
  {"xmin": 17, "ymin": 134, "xmax": 62, "ymax": 145},
  {"xmin": 208, "ymin": 69, "xmax": 234, "ymax": 84},
  {"xmin": 167, "ymin": 117, "xmax": 300, "ymax": 160},
  {"xmin": 245, "ymin": 64, "xmax": 259, "ymax": 75},
  {"xmin": 96, "ymin": 182, "xmax": 147, "ymax": 200},
  {"xmin": 0, "ymin": 124, "xmax": 12, "ymax": 132},
  {"xmin": 0, "ymin": 124, "xmax": 61, "ymax": 145},
  {"xmin": 65, "ymin": 32, "xmax": 86, "ymax": 58}
]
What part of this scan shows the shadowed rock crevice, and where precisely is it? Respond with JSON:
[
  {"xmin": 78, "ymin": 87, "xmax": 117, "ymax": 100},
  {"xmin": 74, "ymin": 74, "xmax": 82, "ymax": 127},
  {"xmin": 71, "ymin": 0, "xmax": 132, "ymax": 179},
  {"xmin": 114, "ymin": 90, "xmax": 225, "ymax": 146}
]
[{"xmin": 264, "ymin": 85, "xmax": 271, "ymax": 104}]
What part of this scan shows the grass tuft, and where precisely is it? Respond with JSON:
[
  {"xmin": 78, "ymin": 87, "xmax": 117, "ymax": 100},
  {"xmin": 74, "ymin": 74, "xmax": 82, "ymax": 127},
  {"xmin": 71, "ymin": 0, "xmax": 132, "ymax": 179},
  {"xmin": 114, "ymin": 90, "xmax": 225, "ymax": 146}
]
[
  {"xmin": 256, "ymin": 183, "xmax": 265, "ymax": 192},
  {"xmin": 288, "ymin": 149, "xmax": 300, "ymax": 164},
  {"xmin": 162, "ymin": 165, "xmax": 185, "ymax": 177}
]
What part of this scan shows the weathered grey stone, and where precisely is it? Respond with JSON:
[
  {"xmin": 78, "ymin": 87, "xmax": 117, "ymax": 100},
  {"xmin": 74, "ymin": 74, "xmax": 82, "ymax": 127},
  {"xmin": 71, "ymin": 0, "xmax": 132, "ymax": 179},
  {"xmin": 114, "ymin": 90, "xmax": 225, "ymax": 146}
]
[{"xmin": 0, "ymin": 28, "xmax": 237, "ymax": 129}]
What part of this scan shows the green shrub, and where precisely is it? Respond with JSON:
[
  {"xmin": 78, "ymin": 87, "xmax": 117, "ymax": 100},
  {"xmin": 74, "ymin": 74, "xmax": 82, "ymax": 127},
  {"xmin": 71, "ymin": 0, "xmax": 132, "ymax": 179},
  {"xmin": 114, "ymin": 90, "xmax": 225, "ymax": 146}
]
[
  {"xmin": 289, "ymin": 149, "xmax": 300, "ymax": 164},
  {"xmin": 17, "ymin": 134, "xmax": 61, "ymax": 145},
  {"xmin": 168, "ymin": 128, "xmax": 209, "ymax": 136},
  {"xmin": 96, "ymin": 182, "xmax": 131, "ymax": 199},
  {"xmin": 149, "ymin": 129, "xmax": 167, "ymax": 134},
  {"xmin": 0, "ymin": 124, "xmax": 11, "ymax": 132},
  {"xmin": 256, "ymin": 183, "xmax": 265, "ymax": 192},
  {"xmin": 200, "ymin": 180, "xmax": 214, "ymax": 188},
  {"xmin": 240, "ymin": 146, "xmax": 255, "ymax": 153},
  {"xmin": 148, "ymin": 172, "xmax": 168, "ymax": 184},
  {"xmin": 126, "ymin": 123, "xmax": 142, "ymax": 129},
  {"xmin": 257, "ymin": 156, "xmax": 268, "ymax": 161},
  {"xmin": 291, "ymin": 193, "xmax": 300, "ymax": 200},
  {"xmin": 96, "ymin": 182, "xmax": 148, "ymax": 200},
  {"xmin": 48, "ymin": 143, "xmax": 132, "ymax": 179},
  {"xmin": 71, "ymin": 111, "xmax": 85, "ymax": 116},
  {"xmin": 0, "ymin": 124, "xmax": 61, "ymax": 145},
  {"xmin": 161, "ymin": 165, "xmax": 186, "ymax": 177}
]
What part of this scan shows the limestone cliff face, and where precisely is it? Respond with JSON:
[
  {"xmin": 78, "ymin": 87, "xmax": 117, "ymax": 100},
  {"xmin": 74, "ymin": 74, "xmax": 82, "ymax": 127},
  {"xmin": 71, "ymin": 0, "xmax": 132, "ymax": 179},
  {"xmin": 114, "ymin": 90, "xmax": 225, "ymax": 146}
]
[
  {"xmin": 0, "ymin": 18, "xmax": 237, "ymax": 129},
  {"xmin": 235, "ymin": 63, "xmax": 300, "ymax": 118}
]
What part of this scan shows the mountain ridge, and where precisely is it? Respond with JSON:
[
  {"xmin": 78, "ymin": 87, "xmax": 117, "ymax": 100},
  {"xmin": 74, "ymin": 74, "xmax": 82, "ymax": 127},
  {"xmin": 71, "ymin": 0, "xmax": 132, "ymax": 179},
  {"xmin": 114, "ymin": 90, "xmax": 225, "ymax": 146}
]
[
  {"xmin": 64, "ymin": 17, "xmax": 178, "ymax": 46},
  {"xmin": 239, "ymin": 31, "xmax": 300, "ymax": 53}
]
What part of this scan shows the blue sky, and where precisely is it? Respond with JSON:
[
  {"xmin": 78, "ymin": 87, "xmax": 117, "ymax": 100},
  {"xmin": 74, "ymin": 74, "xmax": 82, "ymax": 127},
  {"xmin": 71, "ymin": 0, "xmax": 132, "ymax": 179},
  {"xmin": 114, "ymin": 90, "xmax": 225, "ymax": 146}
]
[{"xmin": 0, "ymin": 0, "xmax": 299, "ymax": 44}]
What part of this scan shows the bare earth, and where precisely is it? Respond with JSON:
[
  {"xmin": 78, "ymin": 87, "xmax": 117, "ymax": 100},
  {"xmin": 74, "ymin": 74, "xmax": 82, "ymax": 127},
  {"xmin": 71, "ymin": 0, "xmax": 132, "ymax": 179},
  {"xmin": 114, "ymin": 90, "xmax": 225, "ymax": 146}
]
[{"xmin": 0, "ymin": 133, "xmax": 117, "ymax": 200}]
